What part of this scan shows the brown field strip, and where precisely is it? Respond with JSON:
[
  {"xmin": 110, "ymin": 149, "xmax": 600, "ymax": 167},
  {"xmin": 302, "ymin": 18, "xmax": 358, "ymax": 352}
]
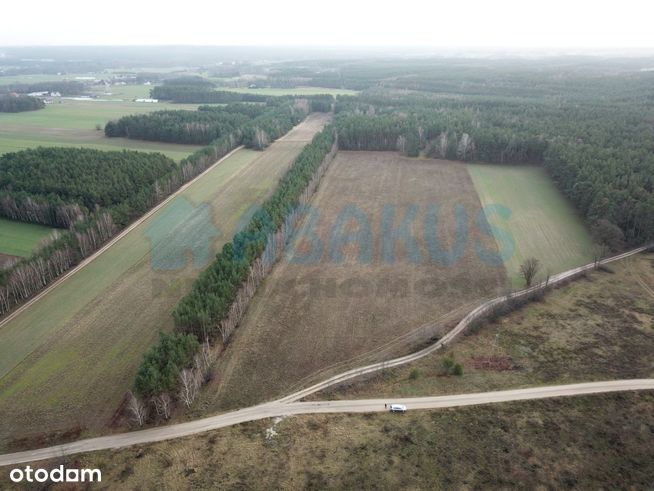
[{"xmin": 202, "ymin": 151, "xmax": 508, "ymax": 411}]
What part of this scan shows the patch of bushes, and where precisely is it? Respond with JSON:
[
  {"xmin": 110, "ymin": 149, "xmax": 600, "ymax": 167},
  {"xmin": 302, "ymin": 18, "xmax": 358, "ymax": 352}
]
[{"xmin": 440, "ymin": 356, "xmax": 463, "ymax": 376}]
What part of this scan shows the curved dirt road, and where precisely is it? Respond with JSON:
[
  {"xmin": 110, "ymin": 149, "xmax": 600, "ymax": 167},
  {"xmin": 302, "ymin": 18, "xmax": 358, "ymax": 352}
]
[
  {"xmin": 278, "ymin": 245, "xmax": 652, "ymax": 403},
  {"xmin": 1, "ymin": 379, "xmax": 653, "ymax": 466}
]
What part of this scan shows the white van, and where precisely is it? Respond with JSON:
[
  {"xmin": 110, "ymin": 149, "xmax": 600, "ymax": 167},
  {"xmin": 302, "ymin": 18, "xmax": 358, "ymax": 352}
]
[{"xmin": 389, "ymin": 404, "xmax": 407, "ymax": 412}]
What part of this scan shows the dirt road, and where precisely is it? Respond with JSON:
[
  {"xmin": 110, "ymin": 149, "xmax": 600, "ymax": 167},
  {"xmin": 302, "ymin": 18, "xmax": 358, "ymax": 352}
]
[{"xmin": 0, "ymin": 379, "xmax": 652, "ymax": 466}]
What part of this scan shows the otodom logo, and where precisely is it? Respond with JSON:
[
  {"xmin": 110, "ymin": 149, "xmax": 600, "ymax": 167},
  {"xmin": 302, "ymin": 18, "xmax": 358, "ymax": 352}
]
[{"xmin": 9, "ymin": 465, "xmax": 101, "ymax": 483}]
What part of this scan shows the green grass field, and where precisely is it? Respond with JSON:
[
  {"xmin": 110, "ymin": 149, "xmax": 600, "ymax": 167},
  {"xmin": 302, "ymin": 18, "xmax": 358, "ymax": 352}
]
[
  {"xmin": 0, "ymin": 114, "xmax": 330, "ymax": 450},
  {"xmin": 467, "ymin": 163, "xmax": 594, "ymax": 285},
  {"xmin": 217, "ymin": 86, "xmax": 358, "ymax": 96},
  {"xmin": 0, "ymin": 97, "xmax": 205, "ymax": 160},
  {"xmin": 0, "ymin": 218, "xmax": 55, "ymax": 257}
]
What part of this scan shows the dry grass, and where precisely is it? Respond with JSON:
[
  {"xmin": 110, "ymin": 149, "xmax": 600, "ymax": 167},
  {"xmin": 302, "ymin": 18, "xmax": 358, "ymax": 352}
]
[
  {"xmin": 314, "ymin": 253, "xmax": 654, "ymax": 400},
  {"xmin": 3, "ymin": 392, "xmax": 652, "ymax": 490},
  {"xmin": 202, "ymin": 152, "xmax": 508, "ymax": 412}
]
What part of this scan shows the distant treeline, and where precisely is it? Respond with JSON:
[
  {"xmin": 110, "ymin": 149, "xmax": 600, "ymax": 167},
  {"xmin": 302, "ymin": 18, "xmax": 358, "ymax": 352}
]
[
  {"xmin": 134, "ymin": 127, "xmax": 336, "ymax": 402},
  {"xmin": 0, "ymin": 80, "xmax": 86, "ymax": 96},
  {"xmin": 106, "ymin": 97, "xmax": 332, "ymax": 147},
  {"xmin": 333, "ymin": 91, "xmax": 654, "ymax": 247},
  {"xmin": 0, "ymin": 95, "xmax": 45, "ymax": 112},
  {"xmin": 151, "ymin": 85, "xmax": 269, "ymax": 104},
  {"xmin": 105, "ymin": 109, "xmax": 250, "ymax": 145}
]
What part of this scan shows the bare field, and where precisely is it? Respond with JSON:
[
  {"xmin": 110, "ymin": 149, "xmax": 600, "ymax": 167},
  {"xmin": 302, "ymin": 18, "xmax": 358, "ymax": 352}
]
[
  {"xmin": 315, "ymin": 253, "xmax": 654, "ymax": 401},
  {"xmin": 0, "ymin": 114, "xmax": 330, "ymax": 450},
  {"xmin": 202, "ymin": 152, "xmax": 508, "ymax": 411}
]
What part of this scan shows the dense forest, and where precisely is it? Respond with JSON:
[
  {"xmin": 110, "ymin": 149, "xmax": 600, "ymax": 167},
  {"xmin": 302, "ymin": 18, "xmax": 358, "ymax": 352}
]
[
  {"xmin": 0, "ymin": 148, "xmax": 177, "ymax": 227},
  {"xmin": 106, "ymin": 98, "xmax": 323, "ymax": 147},
  {"xmin": 332, "ymin": 83, "xmax": 654, "ymax": 247},
  {"xmin": 134, "ymin": 127, "xmax": 336, "ymax": 400},
  {"xmin": 105, "ymin": 109, "xmax": 250, "ymax": 145},
  {"xmin": 0, "ymin": 95, "xmax": 44, "ymax": 112},
  {"xmin": 151, "ymin": 85, "xmax": 268, "ymax": 104}
]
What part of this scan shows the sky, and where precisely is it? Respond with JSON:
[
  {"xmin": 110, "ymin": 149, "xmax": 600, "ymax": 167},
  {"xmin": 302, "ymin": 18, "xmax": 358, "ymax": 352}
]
[{"xmin": 1, "ymin": 0, "xmax": 654, "ymax": 47}]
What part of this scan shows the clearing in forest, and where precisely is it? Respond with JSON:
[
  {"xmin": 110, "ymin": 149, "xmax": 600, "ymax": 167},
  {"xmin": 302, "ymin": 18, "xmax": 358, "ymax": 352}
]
[{"xmin": 0, "ymin": 218, "xmax": 55, "ymax": 258}]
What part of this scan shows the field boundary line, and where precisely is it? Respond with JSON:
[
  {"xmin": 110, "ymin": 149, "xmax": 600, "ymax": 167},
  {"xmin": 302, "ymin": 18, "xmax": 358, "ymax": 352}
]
[{"xmin": 0, "ymin": 145, "xmax": 244, "ymax": 331}]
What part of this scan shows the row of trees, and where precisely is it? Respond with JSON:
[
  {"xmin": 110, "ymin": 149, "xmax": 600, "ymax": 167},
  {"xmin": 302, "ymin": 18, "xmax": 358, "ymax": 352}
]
[
  {"xmin": 0, "ymin": 95, "xmax": 44, "ymax": 112},
  {"xmin": 0, "ymin": 80, "xmax": 86, "ymax": 96},
  {"xmin": 151, "ymin": 85, "xmax": 269, "ymax": 104},
  {"xmin": 0, "ymin": 212, "xmax": 117, "ymax": 314},
  {"xmin": 335, "ymin": 110, "xmax": 546, "ymax": 163},
  {"xmin": 133, "ymin": 127, "xmax": 336, "ymax": 404}
]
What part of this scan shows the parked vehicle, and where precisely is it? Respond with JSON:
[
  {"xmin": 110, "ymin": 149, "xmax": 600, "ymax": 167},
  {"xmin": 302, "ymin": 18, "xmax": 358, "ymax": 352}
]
[{"xmin": 389, "ymin": 404, "xmax": 407, "ymax": 413}]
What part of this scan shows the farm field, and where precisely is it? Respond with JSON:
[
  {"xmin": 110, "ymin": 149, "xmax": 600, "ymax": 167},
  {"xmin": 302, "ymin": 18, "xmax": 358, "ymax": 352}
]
[
  {"xmin": 316, "ymin": 252, "xmax": 654, "ymax": 401},
  {"xmin": 0, "ymin": 98, "xmax": 206, "ymax": 160},
  {"xmin": 8, "ymin": 392, "xmax": 652, "ymax": 490},
  {"xmin": 0, "ymin": 113, "xmax": 331, "ymax": 449},
  {"xmin": 468, "ymin": 163, "xmax": 594, "ymax": 284},
  {"xmin": 0, "ymin": 218, "xmax": 55, "ymax": 257},
  {"xmin": 202, "ymin": 151, "xmax": 508, "ymax": 412}
]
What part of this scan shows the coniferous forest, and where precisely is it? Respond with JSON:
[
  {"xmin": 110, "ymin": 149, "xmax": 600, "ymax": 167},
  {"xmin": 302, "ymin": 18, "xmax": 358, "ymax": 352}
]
[
  {"xmin": 332, "ymin": 82, "xmax": 654, "ymax": 247},
  {"xmin": 0, "ymin": 94, "xmax": 44, "ymax": 112}
]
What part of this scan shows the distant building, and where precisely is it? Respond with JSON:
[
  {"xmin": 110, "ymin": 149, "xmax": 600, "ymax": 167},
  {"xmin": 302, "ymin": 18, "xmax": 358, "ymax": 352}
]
[
  {"xmin": 28, "ymin": 91, "xmax": 49, "ymax": 97},
  {"xmin": 134, "ymin": 98, "xmax": 158, "ymax": 103}
]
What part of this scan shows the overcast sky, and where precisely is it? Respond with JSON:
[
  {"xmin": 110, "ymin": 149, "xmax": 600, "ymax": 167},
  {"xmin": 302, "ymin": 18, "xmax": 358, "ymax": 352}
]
[{"xmin": 1, "ymin": 0, "xmax": 653, "ymax": 47}]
